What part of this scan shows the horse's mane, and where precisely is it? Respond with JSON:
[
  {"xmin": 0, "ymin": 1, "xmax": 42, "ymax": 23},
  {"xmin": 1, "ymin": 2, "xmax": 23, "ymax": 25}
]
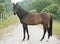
[
  {"xmin": 16, "ymin": 3, "xmax": 30, "ymax": 19},
  {"xmin": 16, "ymin": 3, "xmax": 29, "ymax": 14}
]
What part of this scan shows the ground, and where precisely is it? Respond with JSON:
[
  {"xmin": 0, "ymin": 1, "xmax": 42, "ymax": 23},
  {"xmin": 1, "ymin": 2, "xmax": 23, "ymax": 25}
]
[{"xmin": 0, "ymin": 23, "xmax": 60, "ymax": 44}]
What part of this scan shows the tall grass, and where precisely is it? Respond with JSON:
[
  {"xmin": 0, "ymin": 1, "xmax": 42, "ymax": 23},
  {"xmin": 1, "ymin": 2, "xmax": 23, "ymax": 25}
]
[
  {"xmin": 53, "ymin": 20, "xmax": 60, "ymax": 35},
  {"xmin": 0, "ymin": 16, "xmax": 19, "ymax": 29}
]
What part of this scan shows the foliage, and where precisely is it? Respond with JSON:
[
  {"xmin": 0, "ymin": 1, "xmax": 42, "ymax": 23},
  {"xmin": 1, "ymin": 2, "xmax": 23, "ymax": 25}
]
[
  {"xmin": 27, "ymin": 0, "xmax": 60, "ymax": 21},
  {"xmin": 17, "ymin": 0, "xmax": 32, "ymax": 11},
  {"xmin": 53, "ymin": 21, "xmax": 60, "ymax": 35},
  {"xmin": 53, "ymin": 0, "xmax": 60, "ymax": 5},
  {"xmin": 0, "ymin": 0, "xmax": 4, "ymax": 3},
  {"xmin": 4, "ymin": 2, "xmax": 13, "ymax": 12},
  {"xmin": 41, "ymin": 4, "xmax": 60, "ymax": 20},
  {"xmin": 29, "ymin": 0, "xmax": 53, "ymax": 12},
  {"xmin": 0, "ymin": 16, "xmax": 19, "ymax": 29},
  {"xmin": 30, "ymin": 9, "xmax": 37, "ymax": 13},
  {"xmin": 0, "ymin": 3, "xmax": 4, "ymax": 13},
  {"xmin": 2, "ymin": 11, "xmax": 13, "ymax": 20},
  {"xmin": 5, "ymin": 0, "xmax": 11, "ymax": 2},
  {"xmin": 0, "ymin": 3, "xmax": 4, "ymax": 20},
  {"xmin": 0, "ymin": 2, "xmax": 13, "ymax": 20}
]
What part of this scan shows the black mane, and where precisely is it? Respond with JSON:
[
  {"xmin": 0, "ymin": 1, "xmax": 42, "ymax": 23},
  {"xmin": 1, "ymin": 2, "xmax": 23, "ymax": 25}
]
[{"xmin": 16, "ymin": 4, "xmax": 29, "ymax": 19}]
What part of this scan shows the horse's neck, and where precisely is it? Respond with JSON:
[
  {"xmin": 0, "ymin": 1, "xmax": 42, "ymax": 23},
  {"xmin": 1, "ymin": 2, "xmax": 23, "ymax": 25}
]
[{"xmin": 17, "ymin": 8, "xmax": 29, "ymax": 19}]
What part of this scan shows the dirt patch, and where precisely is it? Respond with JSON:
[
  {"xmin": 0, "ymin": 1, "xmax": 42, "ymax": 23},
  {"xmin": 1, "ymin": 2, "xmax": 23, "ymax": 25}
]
[
  {"xmin": 0, "ymin": 23, "xmax": 19, "ymax": 40},
  {"xmin": 56, "ymin": 35, "xmax": 60, "ymax": 40}
]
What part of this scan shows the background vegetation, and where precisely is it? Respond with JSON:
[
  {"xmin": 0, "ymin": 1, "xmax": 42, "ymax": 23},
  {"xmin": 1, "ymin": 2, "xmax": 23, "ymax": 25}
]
[{"xmin": 0, "ymin": 0, "xmax": 60, "ymax": 35}]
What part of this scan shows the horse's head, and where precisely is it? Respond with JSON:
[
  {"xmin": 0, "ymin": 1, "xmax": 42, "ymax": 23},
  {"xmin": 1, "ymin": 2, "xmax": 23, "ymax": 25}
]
[
  {"xmin": 13, "ymin": 3, "xmax": 29, "ymax": 18},
  {"xmin": 13, "ymin": 3, "xmax": 19, "ymax": 15},
  {"xmin": 13, "ymin": 3, "xmax": 23, "ymax": 15}
]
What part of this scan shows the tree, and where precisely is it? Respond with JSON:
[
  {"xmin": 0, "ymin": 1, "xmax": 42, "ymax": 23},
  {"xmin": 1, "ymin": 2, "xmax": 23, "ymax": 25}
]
[
  {"xmin": 0, "ymin": 3, "xmax": 4, "ymax": 13},
  {"xmin": 0, "ymin": 3, "xmax": 4, "ymax": 20},
  {"xmin": 53, "ymin": 0, "xmax": 60, "ymax": 5},
  {"xmin": 0, "ymin": 0, "xmax": 4, "ymax": 3},
  {"xmin": 29, "ymin": 0, "xmax": 53, "ymax": 12},
  {"xmin": 42, "ymin": 4, "xmax": 60, "ymax": 20},
  {"xmin": 17, "ymin": 0, "xmax": 32, "ymax": 11}
]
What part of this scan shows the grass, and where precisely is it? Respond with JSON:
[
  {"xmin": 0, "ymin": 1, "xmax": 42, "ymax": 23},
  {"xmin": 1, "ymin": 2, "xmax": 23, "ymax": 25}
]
[
  {"xmin": 0, "ymin": 16, "xmax": 19, "ymax": 29},
  {"xmin": 0, "ymin": 28, "xmax": 13, "ymax": 40},
  {"xmin": 53, "ymin": 20, "xmax": 60, "ymax": 35}
]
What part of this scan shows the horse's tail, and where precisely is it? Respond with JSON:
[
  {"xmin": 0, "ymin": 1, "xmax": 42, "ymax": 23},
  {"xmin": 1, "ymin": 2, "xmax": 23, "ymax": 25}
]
[{"xmin": 48, "ymin": 15, "xmax": 53, "ymax": 36}]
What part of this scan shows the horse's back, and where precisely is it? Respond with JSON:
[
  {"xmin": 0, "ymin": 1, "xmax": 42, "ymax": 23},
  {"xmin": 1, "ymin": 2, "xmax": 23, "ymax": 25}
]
[{"xmin": 21, "ymin": 12, "xmax": 50, "ymax": 25}]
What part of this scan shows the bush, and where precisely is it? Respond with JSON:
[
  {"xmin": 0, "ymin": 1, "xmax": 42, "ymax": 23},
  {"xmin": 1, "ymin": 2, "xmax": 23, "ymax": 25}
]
[
  {"xmin": 29, "ymin": 0, "xmax": 53, "ymax": 12},
  {"xmin": 30, "ymin": 9, "xmax": 37, "ymax": 13},
  {"xmin": 41, "ymin": 4, "xmax": 60, "ymax": 21},
  {"xmin": 0, "ymin": 3, "xmax": 4, "ymax": 13}
]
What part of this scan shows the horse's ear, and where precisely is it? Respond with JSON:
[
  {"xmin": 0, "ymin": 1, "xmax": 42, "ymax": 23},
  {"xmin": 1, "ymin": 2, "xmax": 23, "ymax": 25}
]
[
  {"xmin": 13, "ymin": 3, "xmax": 15, "ymax": 7},
  {"xmin": 16, "ymin": 3, "xmax": 19, "ymax": 6},
  {"xmin": 15, "ymin": 3, "xmax": 20, "ymax": 8}
]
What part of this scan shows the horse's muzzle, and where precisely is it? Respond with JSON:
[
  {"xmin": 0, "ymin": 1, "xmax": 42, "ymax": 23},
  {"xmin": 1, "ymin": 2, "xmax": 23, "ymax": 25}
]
[{"xmin": 14, "ymin": 12, "xmax": 16, "ymax": 15}]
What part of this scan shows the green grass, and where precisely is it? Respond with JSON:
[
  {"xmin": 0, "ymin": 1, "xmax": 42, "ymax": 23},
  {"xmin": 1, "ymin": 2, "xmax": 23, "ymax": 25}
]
[
  {"xmin": 53, "ymin": 20, "xmax": 60, "ymax": 35},
  {"xmin": 0, "ymin": 17, "xmax": 19, "ymax": 29}
]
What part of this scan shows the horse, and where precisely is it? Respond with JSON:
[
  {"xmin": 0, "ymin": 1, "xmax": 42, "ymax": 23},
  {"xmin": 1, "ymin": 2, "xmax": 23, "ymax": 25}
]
[{"xmin": 13, "ymin": 3, "xmax": 53, "ymax": 41}]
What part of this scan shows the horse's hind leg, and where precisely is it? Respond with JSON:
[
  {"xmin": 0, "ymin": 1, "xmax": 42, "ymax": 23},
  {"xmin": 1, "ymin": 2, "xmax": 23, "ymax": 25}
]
[
  {"xmin": 40, "ymin": 29, "xmax": 46, "ymax": 41},
  {"xmin": 40, "ymin": 25, "xmax": 47, "ymax": 41},
  {"xmin": 47, "ymin": 28, "xmax": 51, "ymax": 42}
]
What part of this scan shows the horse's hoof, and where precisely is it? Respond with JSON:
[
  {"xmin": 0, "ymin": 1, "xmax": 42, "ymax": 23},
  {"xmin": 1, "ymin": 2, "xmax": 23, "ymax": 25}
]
[
  {"xmin": 46, "ymin": 40, "xmax": 49, "ymax": 42},
  {"xmin": 22, "ymin": 39, "xmax": 25, "ymax": 41},
  {"xmin": 40, "ymin": 39, "xmax": 43, "ymax": 41},
  {"xmin": 27, "ymin": 38, "xmax": 29, "ymax": 41},
  {"xmin": 46, "ymin": 39, "xmax": 49, "ymax": 42}
]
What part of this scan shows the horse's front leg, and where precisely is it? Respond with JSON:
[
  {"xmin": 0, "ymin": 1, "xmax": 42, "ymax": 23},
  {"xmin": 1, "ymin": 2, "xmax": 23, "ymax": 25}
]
[
  {"xmin": 22, "ymin": 24, "xmax": 26, "ymax": 41},
  {"xmin": 22, "ymin": 24, "xmax": 30, "ymax": 41},
  {"xmin": 25, "ymin": 25, "xmax": 30, "ymax": 40}
]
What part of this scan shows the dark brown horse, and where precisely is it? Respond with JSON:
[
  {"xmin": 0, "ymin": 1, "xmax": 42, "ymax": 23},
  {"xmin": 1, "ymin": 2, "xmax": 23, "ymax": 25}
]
[{"xmin": 13, "ymin": 3, "xmax": 53, "ymax": 41}]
